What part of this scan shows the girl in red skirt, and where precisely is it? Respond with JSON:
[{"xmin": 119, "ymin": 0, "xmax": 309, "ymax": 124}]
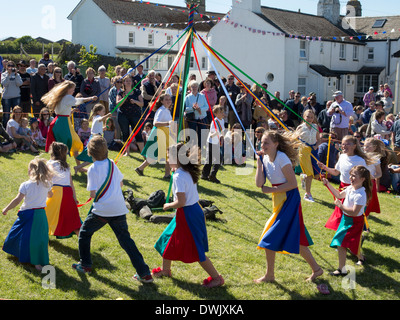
[
  {"xmin": 318, "ymin": 135, "xmax": 373, "ymax": 231},
  {"xmin": 322, "ymin": 165, "xmax": 372, "ymax": 275}
]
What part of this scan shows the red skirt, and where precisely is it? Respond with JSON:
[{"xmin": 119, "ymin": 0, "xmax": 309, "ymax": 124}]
[
  {"xmin": 364, "ymin": 179, "xmax": 380, "ymax": 217},
  {"xmin": 325, "ymin": 182, "xmax": 350, "ymax": 231}
]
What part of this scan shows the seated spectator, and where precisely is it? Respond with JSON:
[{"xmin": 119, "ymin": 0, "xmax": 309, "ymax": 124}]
[
  {"xmin": 371, "ymin": 110, "xmax": 391, "ymax": 139},
  {"xmin": 77, "ymin": 118, "xmax": 91, "ymax": 146},
  {"xmin": 388, "ymin": 164, "xmax": 400, "ymax": 193},
  {"xmin": 5, "ymin": 106, "xmax": 24, "ymax": 148},
  {"xmin": 0, "ymin": 122, "xmax": 17, "ymax": 153},
  {"xmin": 17, "ymin": 117, "xmax": 39, "ymax": 153},
  {"xmin": 29, "ymin": 117, "xmax": 46, "ymax": 148},
  {"xmin": 361, "ymin": 101, "xmax": 376, "ymax": 124},
  {"xmin": 318, "ymin": 132, "xmax": 340, "ymax": 183},
  {"xmin": 38, "ymin": 107, "xmax": 53, "ymax": 139}
]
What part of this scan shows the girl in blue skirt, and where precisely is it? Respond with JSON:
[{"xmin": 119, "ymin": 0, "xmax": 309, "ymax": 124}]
[
  {"xmin": 2, "ymin": 158, "xmax": 53, "ymax": 271},
  {"xmin": 255, "ymin": 130, "xmax": 323, "ymax": 283}
]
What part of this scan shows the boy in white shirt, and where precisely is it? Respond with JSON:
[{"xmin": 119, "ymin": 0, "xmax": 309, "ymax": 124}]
[
  {"xmin": 201, "ymin": 105, "xmax": 225, "ymax": 183},
  {"xmin": 72, "ymin": 136, "xmax": 153, "ymax": 283}
]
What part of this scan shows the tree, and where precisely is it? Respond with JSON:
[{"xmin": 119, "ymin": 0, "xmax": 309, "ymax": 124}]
[{"xmin": 78, "ymin": 44, "xmax": 100, "ymax": 67}]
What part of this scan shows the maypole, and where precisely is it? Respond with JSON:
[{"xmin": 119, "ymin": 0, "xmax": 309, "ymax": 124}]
[{"xmin": 176, "ymin": 0, "xmax": 198, "ymax": 137}]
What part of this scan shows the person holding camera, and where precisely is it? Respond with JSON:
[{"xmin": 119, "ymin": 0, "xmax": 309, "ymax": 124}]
[
  {"xmin": 328, "ymin": 91, "xmax": 354, "ymax": 141},
  {"xmin": 1, "ymin": 61, "xmax": 23, "ymax": 128}
]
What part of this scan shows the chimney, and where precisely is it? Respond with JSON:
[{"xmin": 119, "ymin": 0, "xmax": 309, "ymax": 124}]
[
  {"xmin": 197, "ymin": 0, "xmax": 206, "ymax": 14},
  {"xmin": 232, "ymin": 0, "xmax": 261, "ymax": 14},
  {"xmin": 317, "ymin": 0, "xmax": 341, "ymax": 25},
  {"xmin": 346, "ymin": 0, "xmax": 362, "ymax": 17}
]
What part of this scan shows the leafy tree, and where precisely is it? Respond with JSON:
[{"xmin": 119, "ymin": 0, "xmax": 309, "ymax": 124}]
[{"xmin": 78, "ymin": 44, "xmax": 100, "ymax": 67}]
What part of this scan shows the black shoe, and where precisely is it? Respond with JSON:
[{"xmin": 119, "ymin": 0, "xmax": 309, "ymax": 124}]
[
  {"xmin": 209, "ymin": 176, "xmax": 220, "ymax": 184},
  {"xmin": 201, "ymin": 175, "xmax": 209, "ymax": 181},
  {"xmin": 135, "ymin": 168, "xmax": 144, "ymax": 176}
]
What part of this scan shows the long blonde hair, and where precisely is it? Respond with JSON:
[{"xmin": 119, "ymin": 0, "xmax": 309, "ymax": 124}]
[
  {"xmin": 342, "ymin": 135, "xmax": 374, "ymax": 166},
  {"xmin": 28, "ymin": 158, "xmax": 53, "ymax": 187},
  {"xmin": 41, "ymin": 81, "xmax": 76, "ymax": 113},
  {"xmin": 263, "ymin": 130, "xmax": 301, "ymax": 166}
]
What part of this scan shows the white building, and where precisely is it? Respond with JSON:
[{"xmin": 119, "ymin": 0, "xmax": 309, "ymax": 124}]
[
  {"xmin": 67, "ymin": 0, "xmax": 223, "ymax": 79},
  {"xmin": 209, "ymin": 0, "xmax": 400, "ymax": 109},
  {"xmin": 68, "ymin": 0, "xmax": 400, "ymax": 111}
]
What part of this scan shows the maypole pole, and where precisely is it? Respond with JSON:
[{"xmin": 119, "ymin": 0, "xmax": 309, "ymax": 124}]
[{"xmin": 176, "ymin": 0, "xmax": 199, "ymax": 137}]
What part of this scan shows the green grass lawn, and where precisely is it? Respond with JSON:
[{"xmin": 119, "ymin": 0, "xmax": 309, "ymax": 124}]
[{"xmin": 0, "ymin": 149, "xmax": 399, "ymax": 301}]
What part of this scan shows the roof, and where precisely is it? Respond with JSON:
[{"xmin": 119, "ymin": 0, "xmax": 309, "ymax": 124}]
[
  {"xmin": 69, "ymin": 0, "xmax": 224, "ymax": 32},
  {"xmin": 310, "ymin": 64, "xmax": 385, "ymax": 77},
  {"xmin": 344, "ymin": 16, "xmax": 400, "ymax": 40},
  {"xmin": 258, "ymin": 6, "xmax": 362, "ymax": 44}
]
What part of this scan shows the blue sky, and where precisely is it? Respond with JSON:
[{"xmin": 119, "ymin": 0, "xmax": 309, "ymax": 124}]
[{"xmin": 1, "ymin": 0, "xmax": 399, "ymax": 42}]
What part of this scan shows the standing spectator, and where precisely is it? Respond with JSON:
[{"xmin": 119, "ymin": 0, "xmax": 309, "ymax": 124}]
[
  {"xmin": 363, "ymin": 87, "xmax": 375, "ymax": 107},
  {"xmin": 39, "ymin": 52, "xmax": 53, "ymax": 68},
  {"xmin": 26, "ymin": 59, "xmax": 38, "ymax": 76},
  {"xmin": 381, "ymin": 90, "xmax": 393, "ymax": 115},
  {"xmin": 17, "ymin": 60, "xmax": 32, "ymax": 115},
  {"xmin": 269, "ymin": 91, "xmax": 283, "ymax": 111},
  {"xmin": 1, "ymin": 61, "xmax": 23, "ymax": 127},
  {"xmin": 366, "ymin": 101, "xmax": 385, "ymax": 137},
  {"xmin": 376, "ymin": 84, "xmax": 385, "ymax": 100},
  {"xmin": 133, "ymin": 64, "xmax": 145, "ymax": 86},
  {"xmin": 235, "ymin": 83, "xmax": 253, "ymax": 129},
  {"xmin": 305, "ymin": 93, "xmax": 323, "ymax": 116},
  {"xmin": 117, "ymin": 76, "xmax": 145, "ymax": 154},
  {"xmin": 384, "ymin": 83, "xmax": 393, "ymax": 98},
  {"xmin": 285, "ymin": 91, "xmax": 303, "ymax": 126},
  {"xmin": 390, "ymin": 117, "xmax": 400, "ymax": 163},
  {"xmin": 48, "ymin": 67, "xmax": 64, "ymax": 91},
  {"xmin": 108, "ymin": 76, "xmax": 123, "ymax": 139},
  {"xmin": 141, "ymin": 70, "xmax": 160, "ymax": 110},
  {"xmin": 318, "ymin": 100, "xmax": 333, "ymax": 133},
  {"xmin": 224, "ymin": 74, "xmax": 240, "ymax": 128},
  {"xmin": 184, "ymin": 80, "xmax": 209, "ymax": 148},
  {"xmin": 328, "ymin": 91, "xmax": 354, "ymax": 141},
  {"xmin": 96, "ymin": 65, "xmax": 111, "ymax": 113},
  {"xmin": 80, "ymin": 67, "xmax": 101, "ymax": 116},
  {"xmin": 30, "ymin": 64, "xmax": 49, "ymax": 117},
  {"xmin": 46, "ymin": 62, "xmax": 55, "ymax": 78},
  {"xmin": 64, "ymin": 61, "xmax": 84, "ymax": 96}
]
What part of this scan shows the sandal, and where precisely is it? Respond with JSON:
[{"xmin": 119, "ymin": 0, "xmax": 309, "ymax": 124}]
[
  {"xmin": 152, "ymin": 267, "xmax": 172, "ymax": 278},
  {"xmin": 202, "ymin": 275, "xmax": 224, "ymax": 288},
  {"xmin": 329, "ymin": 268, "xmax": 347, "ymax": 277}
]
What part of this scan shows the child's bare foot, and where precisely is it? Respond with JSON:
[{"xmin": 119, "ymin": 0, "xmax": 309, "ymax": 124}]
[
  {"xmin": 254, "ymin": 275, "xmax": 275, "ymax": 283},
  {"xmin": 306, "ymin": 267, "xmax": 323, "ymax": 282}
]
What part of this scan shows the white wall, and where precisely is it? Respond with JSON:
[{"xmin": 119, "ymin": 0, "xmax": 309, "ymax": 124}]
[
  {"xmin": 208, "ymin": 10, "xmax": 286, "ymax": 96},
  {"xmin": 70, "ymin": 0, "xmax": 116, "ymax": 57}
]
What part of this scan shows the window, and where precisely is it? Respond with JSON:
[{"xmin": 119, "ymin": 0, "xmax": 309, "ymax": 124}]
[
  {"xmin": 353, "ymin": 45, "xmax": 359, "ymax": 60},
  {"xmin": 367, "ymin": 47, "xmax": 374, "ymax": 61},
  {"xmin": 339, "ymin": 44, "xmax": 346, "ymax": 60},
  {"xmin": 201, "ymin": 57, "xmax": 207, "ymax": 69},
  {"xmin": 148, "ymin": 34, "xmax": 154, "ymax": 46},
  {"xmin": 347, "ymin": 75, "xmax": 351, "ymax": 85},
  {"xmin": 356, "ymin": 74, "xmax": 379, "ymax": 93},
  {"xmin": 300, "ymin": 40, "xmax": 307, "ymax": 59},
  {"xmin": 190, "ymin": 57, "xmax": 194, "ymax": 68},
  {"xmin": 298, "ymin": 77, "xmax": 306, "ymax": 96},
  {"xmin": 372, "ymin": 19, "xmax": 387, "ymax": 28},
  {"xmin": 129, "ymin": 32, "xmax": 135, "ymax": 45},
  {"xmin": 166, "ymin": 35, "xmax": 173, "ymax": 46}
]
